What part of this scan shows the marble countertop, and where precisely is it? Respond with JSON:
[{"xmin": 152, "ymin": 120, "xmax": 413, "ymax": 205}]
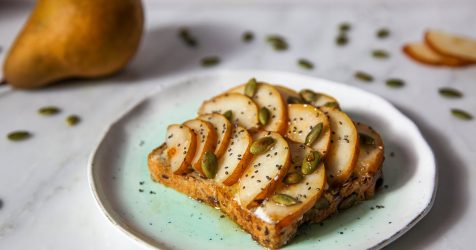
[{"xmin": 0, "ymin": 1, "xmax": 475, "ymax": 249}]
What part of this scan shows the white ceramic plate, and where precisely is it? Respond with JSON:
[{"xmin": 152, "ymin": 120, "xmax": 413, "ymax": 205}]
[{"xmin": 88, "ymin": 70, "xmax": 436, "ymax": 250}]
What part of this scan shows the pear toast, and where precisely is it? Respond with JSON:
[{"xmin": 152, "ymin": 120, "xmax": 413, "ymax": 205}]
[{"xmin": 148, "ymin": 79, "xmax": 384, "ymax": 249}]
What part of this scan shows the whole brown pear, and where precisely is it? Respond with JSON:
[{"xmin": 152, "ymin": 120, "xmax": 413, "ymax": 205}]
[{"xmin": 3, "ymin": 0, "xmax": 144, "ymax": 89}]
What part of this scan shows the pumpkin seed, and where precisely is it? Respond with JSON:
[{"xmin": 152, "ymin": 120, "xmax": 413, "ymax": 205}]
[
  {"xmin": 287, "ymin": 96, "xmax": 304, "ymax": 104},
  {"xmin": 250, "ymin": 136, "xmax": 276, "ymax": 155},
  {"xmin": 354, "ymin": 71, "xmax": 373, "ymax": 82},
  {"xmin": 271, "ymin": 193, "xmax": 301, "ymax": 206},
  {"xmin": 324, "ymin": 102, "xmax": 339, "ymax": 108},
  {"xmin": 202, "ymin": 151, "xmax": 218, "ymax": 179},
  {"xmin": 223, "ymin": 110, "xmax": 233, "ymax": 121},
  {"xmin": 338, "ymin": 193, "xmax": 357, "ymax": 210},
  {"xmin": 266, "ymin": 35, "xmax": 288, "ymax": 51},
  {"xmin": 314, "ymin": 196, "xmax": 330, "ymax": 210},
  {"xmin": 451, "ymin": 109, "xmax": 473, "ymax": 121},
  {"xmin": 386, "ymin": 79, "xmax": 405, "ymax": 88},
  {"xmin": 336, "ymin": 34, "xmax": 348, "ymax": 46},
  {"xmin": 259, "ymin": 107, "xmax": 270, "ymax": 125},
  {"xmin": 372, "ymin": 49, "xmax": 389, "ymax": 59},
  {"xmin": 242, "ymin": 31, "xmax": 254, "ymax": 42},
  {"xmin": 359, "ymin": 133, "xmax": 375, "ymax": 145},
  {"xmin": 283, "ymin": 172, "xmax": 303, "ymax": 185},
  {"xmin": 244, "ymin": 78, "xmax": 258, "ymax": 97},
  {"xmin": 298, "ymin": 59, "xmax": 314, "ymax": 70},
  {"xmin": 201, "ymin": 56, "xmax": 220, "ymax": 67},
  {"xmin": 339, "ymin": 22, "xmax": 351, "ymax": 32},
  {"xmin": 302, "ymin": 151, "xmax": 321, "ymax": 175},
  {"xmin": 7, "ymin": 131, "xmax": 31, "ymax": 141},
  {"xmin": 305, "ymin": 123, "xmax": 323, "ymax": 146},
  {"xmin": 299, "ymin": 89, "xmax": 318, "ymax": 103},
  {"xmin": 178, "ymin": 27, "xmax": 198, "ymax": 47},
  {"xmin": 439, "ymin": 88, "xmax": 463, "ymax": 98},
  {"xmin": 38, "ymin": 106, "xmax": 61, "ymax": 116},
  {"xmin": 376, "ymin": 28, "xmax": 390, "ymax": 38},
  {"xmin": 66, "ymin": 115, "xmax": 80, "ymax": 126}
]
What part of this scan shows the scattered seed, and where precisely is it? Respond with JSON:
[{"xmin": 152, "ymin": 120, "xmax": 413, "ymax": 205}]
[
  {"xmin": 202, "ymin": 151, "xmax": 218, "ymax": 179},
  {"xmin": 339, "ymin": 22, "xmax": 351, "ymax": 32},
  {"xmin": 223, "ymin": 110, "xmax": 233, "ymax": 121},
  {"xmin": 266, "ymin": 35, "xmax": 288, "ymax": 51},
  {"xmin": 66, "ymin": 115, "xmax": 81, "ymax": 126},
  {"xmin": 283, "ymin": 172, "xmax": 303, "ymax": 185},
  {"xmin": 359, "ymin": 133, "xmax": 375, "ymax": 145},
  {"xmin": 439, "ymin": 88, "xmax": 463, "ymax": 98},
  {"xmin": 451, "ymin": 109, "xmax": 473, "ymax": 121},
  {"xmin": 259, "ymin": 107, "xmax": 270, "ymax": 126},
  {"xmin": 250, "ymin": 136, "xmax": 276, "ymax": 155},
  {"xmin": 386, "ymin": 79, "xmax": 405, "ymax": 88},
  {"xmin": 302, "ymin": 151, "xmax": 321, "ymax": 175},
  {"xmin": 38, "ymin": 106, "xmax": 61, "ymax": 116},
  {"xmin": 376, "ymin": 28, "xmax": 390, "ymax": 39},
  {"xmin": 299, "ymin": 89, "xmax": 318, "ymax": 103},
  {"xmin": 7, "ymin": 131, "xmax": 31, "ymax": 141},
  {"xmin": 298, "ymin": 59, "xmax": 314, "ymax": 70},
  {"xmin": 336, "ymin": 34, "xmax": 348, "ymax": 46},
  {"xmin": 178, "ymin": 27, "xmax": 198, "ymax": 47},
  {"xmin": 271, "ymin": 193, "xmax": 301, "ymax": 206},
  {"xmin": 201, "ymin": 56, "xmax": 220, "ymax": 67},
  {"xmin": 372, "ymin": 49, "xmax": 389, "ymax": 59},
  {"xmin": 244, "ymin": 78, "xmax": 258, "ymax": 97},
  {"xmin": 242, "ymin": 31, "xmax": 254, "ymax": 42},
  {"xmin": 305, "ymin": 123, "xmax": 323, "ymax": 146},
  {"xmin": 354, "ymin": 71, "xmax": 373, "ymax": 82}
]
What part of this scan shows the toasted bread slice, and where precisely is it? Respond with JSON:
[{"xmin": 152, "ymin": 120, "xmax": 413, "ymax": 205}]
[
  {"xmin": 255, "ymin": 142, "xmax": 326, "ymax": 227},
  {"xmin": 228, "ymin": 82, "xmax": 287, "ymax": 134},
  {"xmin": 215, "ymin": 126, "xmax": 252, "ymax": 186},
  {"xmin": 320, "ymin": 106, "xmax": 359, "ymax": 185},
  {"xmin": 198, "ymin": 93, "xmax": 260, "ymax": 131},
  {"xmin": 198, "ymin": 114, "xmax": 232, "ymax": 158},
  {"xmin": 237, "ymin": 131, "xmax": 291, "ymax": 209},
  {"xmin": 425, "ymin": 29, "xmax": 476, "ymax": 62},
  {"xmin": 354, "ymin": 122, "xmax": 385, "ymax": 177},
  {"xmin": 286, "ymin": 104, "xmax": 331, "ymax": 156},
  {"xmin": 402, "ymin": 42, "xmax": 470, "ymax": 67},
  {"xmin": 164, "ymin": 124, "xmax": 197, "ymax": 174},
  {"xmin": 184, "ymin": 119, "xmax": 217, "ymax": 176}
]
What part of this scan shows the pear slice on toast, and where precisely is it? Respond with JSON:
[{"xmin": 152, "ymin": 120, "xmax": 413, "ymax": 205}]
[
  {"xmin": 184, "ymin": 119, "xmax": 217, "ymax": 176},
  {"xmin": 198, "ymin": 114, "xmax": 232, "ymax": 158},
  {"xmin": 165, "ymin": 124, "xmax": 197, "ymax": 174},
  {"xmin": 354, "ymin": 122, "xmax": 384, "ymax": 177}
]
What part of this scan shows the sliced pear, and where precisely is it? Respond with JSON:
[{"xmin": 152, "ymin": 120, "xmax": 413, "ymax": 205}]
[
  {"xmin": 165, "ymin": 124, "xmax": 197, "ymax": 174},
  {"xmin": 198, "ymin": 93, "xmax": 260, "ymax": 130},
  {"xmin": 183, "ymin": 119, "xmax": 217, "ymax": 176},
  {"xmin": 402, "ymin": 42, "xmax": 470, "ymax": 67},
  {"xmin": 425, "ymin": 29, "xmax": 476, "ymax": 63},
  {"xmin": 228, "ymin": 82, "xmax": 287, "ymax": 134},
  {"xmin": 286, "ymin": 104, "xmax": 331, "ymax": 156},
  {"xmin": 198, "ymin": 114, "xmax": 232, "ymax": 158},
  {"xmin": 275, "ymin": 85, "xmax": 302, "ymax": 104},
  {"xmin": 255, "ymin": 142, "xmax": 326, "ymax": 227},
  {"xmin": 319, "ymin": 106, "xmax": 359, "ymax": 185},
  {"xmin": 215, "ymin": 126, "xmax": 252, "ymax": 186},
  {"xmin": 354, "ymin": 122, "xmax": 384, "ymax": 177},
  {"xmin": 237, "ymin": 131, "xmax": 290, "ymax": 208},
  {"xmin": 299, "ymin": 89, "xmax": 340, "ymax": 109}
]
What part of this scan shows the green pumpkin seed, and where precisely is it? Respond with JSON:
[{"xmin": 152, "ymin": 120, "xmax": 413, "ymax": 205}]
[
  {"xmin": 66, "ymin": 115, "xmax": 81, "ymax": 126},
  {"xmin": 359, "ymin": 133, "xmax": 375, "ymax": 145},
  {"xmin": 302, "ymin": 151, "xmax": 321, "ymax": 175},
  {"xmin": 283, "ymin": 172, "xmax": 303, "ymax": 185},
  {"xmin": 298, "ymin": 59, "xmax": 314, "ymax": 70},
  {"xmin": 7, "ymin": 131, "xmax": 31, "ymax": 141},
  {"xmin": 451, "ymin": 109, "xmax": 473, "ymax": 121},
  {"xmin": 271, "ymin": 193, "xmax": 301, "ymax": 206},
  {"xmin": 354, "ymin": 71, "xmax": 373, "ymax": 82},
  {"xmin": 259, "ymin": 107, "xmax": 270, "ymax": 125},
  {"xmin": 244, "ymin": 78, "xmax": 258, "ymax": 97},
  {"xmin": 250, "ymin": 136, "xmax": 276, "ymax": 155},
  {"xmin": 439, "ymin": 88, "xmax": 463, "ymax": 98},
  {"xmin": 314, "ymin": 196, "xmax": 330, "ymax": 210},
  {"xmin": 305, "ymin": 123, "xmax": 323, "ymax": 146},
  {"xmin": 38, "ymin": 106, "xmax": 61, "ymax": 116},
  {"xmin": 201, "ymin": 56, "xmax": 220, "ymax": 67},
  {"xmin": 336, "ymin": 34, "xmax": 348, "ymax": 46},
  {"xmin": 338, "ymin": 193, "xmax": 357, "ymax": 210},
  {"xmin": 242, "ymin": 31, "xmax": 254, "ymax": 42},
  {"xmin": 223, "ymin": 110, "xmax": 233, "ymax": 121},
  {"xmin": 266, "ymin": 35, "xmax": 288, "ymax": 51},
  {"xmin": 299, "ymin": 89, "xmax": 318, "ymax": 103},
  {"xmin": 386, "ymin": 79, "xmax": 405, "ymax": 88},
  {"xmin": 287, "ymin": 96, "xmax": 304, "ymax": 104},
  {"xmin": 376, "ymin": 28, "xmax": 390, "ymax": 39},
  {"xmin": 372, "ymin": 49, "xmax": 389, "ymax": 59},
  {"xmin": 324, "ymin": 102, "xmax": 339, "ymax": 108},
  {"xmin": 339, "ymin": 22, "xmax": 351, "ymax": 32},
  {"xmin": 178, "ymin": 27, "xmax": 198, "ymax": 47},
  {"xmin": 202, "ymin": 151, "xmax": 218, "ymax": 179}
]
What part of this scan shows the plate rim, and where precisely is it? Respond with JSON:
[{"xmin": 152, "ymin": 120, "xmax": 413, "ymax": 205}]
[{"xmin": 87, "ymin": 69, "xmax": 437, "ymax": 250}]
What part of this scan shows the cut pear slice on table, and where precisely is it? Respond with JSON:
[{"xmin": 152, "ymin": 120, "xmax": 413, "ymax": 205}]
[
  {"xmin": 227, "ymin": 81, "xmax": 287, "ymax": 134},
  {"xmin": 319, "ymin": 106, "xmax": 359, "ymax": 185},
  {"xmin": 198, "ymin": 93, "xmax": 260, "ymax": 131},
  {"xmin": 165, "ymin": 124, "xmax": 197, "ymax": 174},
  {"xmin": 354, "ymin": 122, "xmax": 385, "ymax": 177},
  {"xmin": 425, "ymin": 29, "xmax": 476, "ymax": 63},
  {"xmin": 183, "ymin": 119, "xmax": 217, "ymax": 176},
  {"xmin": 402, "ymin": 42, "xmax": 470, "ymax": 67},
  {"xmin": 198, "ymin": 114, "xmax": 232, "ymax": 158},
  {"xmin": 255, "ymin": 142, "xmax": 326, "ymax": 227},
  {"xmin": 286, "ymin": 104, "xmax": 331, "ymax": 157},
  {"xmin": 215, "ymin": 126, "xmax": 252, "ymax": 186},
  {"xmin": 275, "ymin": 85, "xmax": 303, "ymax": 104},
  {"xmin": 237, "ymin": 131, "xmax": 291, "ymax": 209}
]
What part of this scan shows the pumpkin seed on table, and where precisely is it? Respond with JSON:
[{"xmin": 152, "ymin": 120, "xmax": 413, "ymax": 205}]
[
  {"xmin": 244, "ymin": 78, "xmax": 258, "ymax": 97},
  {"xmin": 66, "ymin": 115, "xmax": 81, "ymax": 126},
  {"xmin": 178, "ymin": 27, "xmax": 198, "ymax": 47},
  {"xmin": 259, "ymin": 107, "xmax": 270, "ymax": 125},
  {"xmin": 202, "ymin": 151, "xmax": 218, "ymax": 179},
  {"xmin": 271, "ymin": 193, "xmax": 301, "ymax": 206},
  {"xmin": 223, "ymin": 110, "xmax": 233, "ymax": 121},
  {"xmin": 297, "ymin": 59, "xmax": 314, "ymax": 70},
  {"xmin": 201, "ymin": 56, "xmax": 220, "ymax": 67},
  {"xmin": 372, "ymin": 49, "xmax": 390, "ymax": 59},
  {"xmin": 305, "ymin": 123, "xmax": 323, "ymax": 146},
  {"xmin": 359, "ymin": 133, "xmax": 375, "ymax": 145},
  {"xmin": 250, "ymin": 136, "xmax": 276, "ymax": 155},
  {"xmin": 376, "ymin": 28, "xmax": 390, "ymax": 39},
  {"xmin": 283, "ymin": 172, "xmax": 303, "ymax": 185},
  {"xmin": 336, "ymin": 34, "xmax": 349, "ymax": 46},
  {"xmin": 302, "ymin": 151, "xmax": 321, "ymax": 175},
  {"xmin": 242, "ymin": 31, "xmax": 254, "ymax": 42},
  {"xmin": 7, "ymin": 130, "xmax": 31, "ymax": 141},
  {"xmin": 354, "ymin": 71, "xmax": 374, "ymax": 82},
  {"xmin": 266, "ymin": 35, "xmax": 288, "ymax": 51},
  {"xmin": 451, "ymin": 109, "xmax": 473, "ymax": 121},
  {"xmin": 439, "ymin": 88, "xmax": 463, "ymax": 98},
  {"xmin": 38, "ymin": 106, "xmax": 61, "ymax": 116},
  {"xmin": 386, "ymin": 79, "xmax": 405, "ymax": 88},
  {"xmin": 299, "ymin": 89, "xmax": 318, "ymax": 103},
  {"xmin": 339, "ymin": 22, "xmax": 351, "ymax": 32}
]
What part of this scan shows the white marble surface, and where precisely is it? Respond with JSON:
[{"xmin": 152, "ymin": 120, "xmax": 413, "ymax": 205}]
[{"xmin": 0, "ymin": 1, "xmax": 475, "ymax": 249}]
